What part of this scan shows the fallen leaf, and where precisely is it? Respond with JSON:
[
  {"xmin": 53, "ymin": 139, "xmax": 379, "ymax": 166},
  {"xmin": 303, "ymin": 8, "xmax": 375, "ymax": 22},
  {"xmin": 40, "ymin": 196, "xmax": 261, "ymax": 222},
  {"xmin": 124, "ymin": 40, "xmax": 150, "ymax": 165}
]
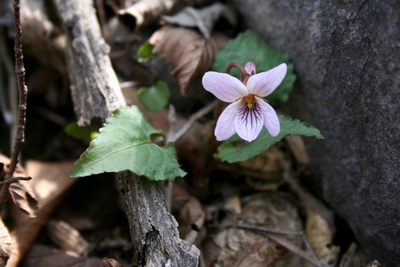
[
  {"xmin": 149, "ymin": 26, "xmax": 228, "ymax": 95},
  {"xmin": 118, "ymin": 0, "xmax": 187, "ymax": 32},
  {"xmin": 20, "ymin": 244, "xmax": 103, "ymax": 267},
  {"xmin": 0, "ymin": 219, "xmax": 12, "ymax": 266},
  {"xmin": 102, "ymin": 258, "xmax": 125, "ymax": 267},
  {"xmin": 214, "ymin": 192, "xmax": 304, "ymax": 266},
  {"xmin": 304, "ymin": 206, "xmax": 340, "ymax": 267},
  {"xmin": 176, "ymin": 196, "xmax": 205, "ymax": 244},
  {"xmin": 285, "ymin": 135, "xmax": 310, "ymax": 164},
  {"xmin": 45, "ymin": 220, "xmax": 90, "ymax": 256},
  {"xmin": 161, "ymin": 2, "xmax": 236, "ymax": 38},
  {"xmin": 0, "ymin": 154, "xmax": 37, "ymax": 217},
  {"xmin": 9, "ymin": 181, "xmax": 37, "ymax": 218},
  {"xmin": 366, "ymin": 260, "xmax": 381, "ymax": 267},
  {"xmin": 201, "ymin": 236, "xmax": 221, "ymax": 267},
  {"xmin": 339, "ymin": 243, "xmax": 366, "ymax": 267},
  {"xmin": 6, "ymin": 160, "xmax": 77, "ymax": 267}
]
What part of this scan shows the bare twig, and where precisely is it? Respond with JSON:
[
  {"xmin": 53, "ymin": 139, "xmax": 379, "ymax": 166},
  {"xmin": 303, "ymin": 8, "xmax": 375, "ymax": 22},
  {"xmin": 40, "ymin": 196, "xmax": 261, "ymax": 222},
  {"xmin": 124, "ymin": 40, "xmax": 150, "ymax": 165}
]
[
  {"xmin": 167, "ymin": 100, "xmax": 217, "ymax": 143},
  {"xmin": 0, "ymin": 0, "xmax": 28, "ymax": 212},
  {"xmin": 0, "ymin": 176, "xmax": 31, "ymax": 185}
]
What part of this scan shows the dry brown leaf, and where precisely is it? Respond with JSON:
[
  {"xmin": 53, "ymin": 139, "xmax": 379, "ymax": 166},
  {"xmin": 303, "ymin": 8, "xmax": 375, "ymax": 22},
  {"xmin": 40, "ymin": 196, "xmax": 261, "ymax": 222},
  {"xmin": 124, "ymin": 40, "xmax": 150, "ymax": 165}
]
[
  {"xmin": 201, "ymin": 236, "xmax": 220, "ymax": 267},
  {"xmin": 45, "ymin": 220, "xmax": 90, "ymax": 256},
  {"xmin": 176, "ymin": 196, "xmax": 205, "ymax": 244},
  {"xmin": 339, "ymin": 243, "xmax": 366, "ymax": 267},
  {"xmin": 285, "ymin": 135, "xmax": 310, "ymax": 164},
  {"xmin": 149, "ymin": 26, "xmax": 229, "ymax": 95},
  {"xmin": 366, "ymin": 260, "xmax": 381, "ymax": 267},
  {"xmin": 161, "ymin": 2, "xmax": 236, "ymax": 38},
  {"xmin": 6, "ymin": 160, "xmax": 77, "ymax": 267},
  {"xmin": 102, "ymin": 257, "xmax": 125, "ymax": 267},
  {"xmin": 214, "ymin": 193, "xmax": 303, "ymax": 267},
  {"xmin": 237, "ymin": 145, "xmax": 285, "ymax": 191},
  {"xmin": 304, "ymin": 207, "xmax": 340, "ymax": 267},
  {"xmin": 0, "ymin": 154, "xmax": 37, "ymax": 217},
  {"xmin": 118, "ymin": 0, "xmax": 187, "ymax": 32},
  {"xmin": 8, "ymin": 181, "xmax": 37, "ymax": 218},
  {"xmin": 20, "ymin": 244, "xmax": 103, "ymax": 267},
  {"xmin": 0, "ymin": 219, "xmax": 12, "ymax": 267}
]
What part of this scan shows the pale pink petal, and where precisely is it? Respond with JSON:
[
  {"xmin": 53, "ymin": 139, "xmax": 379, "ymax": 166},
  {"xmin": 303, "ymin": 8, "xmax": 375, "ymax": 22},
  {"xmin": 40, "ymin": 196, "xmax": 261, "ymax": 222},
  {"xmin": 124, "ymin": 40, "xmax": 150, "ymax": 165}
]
[
  {"xmin": 234, "ymin": 100, "xmax": 264, "ymax": 142},
  {"xmin": 247, "ymin": 63, "xmax": 287, "ymax": 97},
  {"xmin": 255, "ymin": 96, "xmax": 280, "ymax": 137},
  {"xmin": 202, "ymin": 71, "xmax": 248, "ymax": 102},
  {"xmin": 215, "ymin": 100, "xmax": 241, "ymax": 141},
  {"xmin": 244, "ymin": 62, "xmax": 256, "ymax": 75}
]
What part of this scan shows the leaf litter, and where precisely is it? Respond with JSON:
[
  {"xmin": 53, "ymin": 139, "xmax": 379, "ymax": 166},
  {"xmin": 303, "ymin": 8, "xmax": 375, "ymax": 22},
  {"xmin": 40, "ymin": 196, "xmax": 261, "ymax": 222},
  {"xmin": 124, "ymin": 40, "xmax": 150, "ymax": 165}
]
[{"xmin": 0, "ymin": 0, "xmax": 378, "ymax": 266}]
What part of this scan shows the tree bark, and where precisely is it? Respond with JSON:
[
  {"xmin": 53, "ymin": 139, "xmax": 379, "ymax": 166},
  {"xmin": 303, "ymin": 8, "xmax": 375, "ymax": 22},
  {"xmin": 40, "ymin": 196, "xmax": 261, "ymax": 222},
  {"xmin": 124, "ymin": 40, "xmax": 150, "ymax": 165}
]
[
  {"xmin": 232, "ymin": 0, "xmax": 400, "ymax": 265},
  {"xmin": 118, "ymin": 172, "xmax": 200, "ymax": 266},
  {"xmin": 53, "ymin": 0, "xmax": 200, "ymax": 265},
  {"xmin": 54, "ymin": 0, "xmax": 126, "ymax": 126}
]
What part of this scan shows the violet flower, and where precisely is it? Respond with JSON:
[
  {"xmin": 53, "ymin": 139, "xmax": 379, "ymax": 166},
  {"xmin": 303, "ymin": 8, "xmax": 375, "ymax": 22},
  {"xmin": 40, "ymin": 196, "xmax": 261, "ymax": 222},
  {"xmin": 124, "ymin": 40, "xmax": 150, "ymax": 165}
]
[{"xmin": 202, "ymin": 62, "xmax": 287, "ymax": 142}]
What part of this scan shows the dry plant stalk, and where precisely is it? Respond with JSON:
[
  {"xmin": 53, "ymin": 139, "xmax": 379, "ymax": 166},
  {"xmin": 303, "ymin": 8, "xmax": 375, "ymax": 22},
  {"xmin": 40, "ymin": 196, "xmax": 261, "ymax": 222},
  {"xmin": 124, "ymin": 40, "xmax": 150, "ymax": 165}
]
[{"xmin": 0, "ymin": 0, "xmax": 29, "ymax": 213}]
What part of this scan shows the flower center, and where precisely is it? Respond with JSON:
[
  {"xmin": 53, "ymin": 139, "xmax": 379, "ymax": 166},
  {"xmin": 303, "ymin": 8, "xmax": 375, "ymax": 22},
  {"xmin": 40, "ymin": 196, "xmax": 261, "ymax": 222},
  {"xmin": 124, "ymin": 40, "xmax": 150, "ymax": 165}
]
[{"xmin": 245, "ymin": 94, "xmax": 255, "ymax": 108}]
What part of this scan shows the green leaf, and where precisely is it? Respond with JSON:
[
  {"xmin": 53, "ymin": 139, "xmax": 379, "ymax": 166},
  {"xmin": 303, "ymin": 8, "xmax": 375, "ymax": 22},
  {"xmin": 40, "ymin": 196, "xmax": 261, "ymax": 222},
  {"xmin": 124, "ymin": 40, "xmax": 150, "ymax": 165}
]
[
  {"xmin": 71, "ymin": 106, "xmax": 186, "ymax": 181},
  {"xmin": 65, "ymin": 122, "xmax": 99, "ymax": 140},
  {"xmin": 137, "ymin": 40, "xmax": 157, "ymax": 62},
  {"xmin": 137, "ymin": 81, "xmax": 170, "ymax": 111},
  {"xmin": 212, "ymin": 30, "xmax": 296, "ymax": 103},
  {"xmin": 217, "ymin": 115, "xmax": 324, "ymax": 163}
]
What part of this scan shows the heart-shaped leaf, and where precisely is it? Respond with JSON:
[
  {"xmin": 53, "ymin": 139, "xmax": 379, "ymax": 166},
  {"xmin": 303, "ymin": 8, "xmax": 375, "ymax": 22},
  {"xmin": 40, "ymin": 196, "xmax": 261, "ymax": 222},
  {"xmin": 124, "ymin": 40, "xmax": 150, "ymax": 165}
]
[
  {"xmin": 212, "ymin": 30, "xmax": 296, "ymax": 103},
  {"xmin": 137, "ymin": 81, "xmax": 170, "ymax": 111},
  {"xmin": 71, "ymin": 106, "xmax": 186, "ymax": 181},
  {"xmin": 217, "ymin": 115, "xmax": 324, "ymax": 163}
]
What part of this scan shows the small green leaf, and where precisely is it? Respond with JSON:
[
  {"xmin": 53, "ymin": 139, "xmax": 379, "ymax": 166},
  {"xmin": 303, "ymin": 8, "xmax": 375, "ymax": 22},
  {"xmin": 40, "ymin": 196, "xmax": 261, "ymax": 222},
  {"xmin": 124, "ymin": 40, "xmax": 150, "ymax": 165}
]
[
  {"xmin": 217, "ymin": 115, "xmax": 324, "ymax": 163},
  {"xmin": 65, "ymin": 122, "xmax": 99, "ymax": 140},
  {"xmin": 71, "ymin": 106, "xmax": 186, "ymax": 181},
  {"xmin": 212, "ymin": 30, "xmax": 296, "ymax": 103},
  {"xmin": 137, "ymin": 81, "xmax": 170, "ymax": 111},
  {"xmin": 137, "ymin": 40, "xmax": 157, "ymax": 62}
]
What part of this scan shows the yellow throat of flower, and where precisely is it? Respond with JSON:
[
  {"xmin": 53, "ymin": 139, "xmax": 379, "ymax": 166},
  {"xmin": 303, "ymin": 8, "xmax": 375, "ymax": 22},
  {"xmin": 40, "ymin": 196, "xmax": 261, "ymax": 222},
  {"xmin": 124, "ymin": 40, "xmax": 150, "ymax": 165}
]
[{"xmin": 245, "ymin": 94, "xmax": 255, "ymax": 108}]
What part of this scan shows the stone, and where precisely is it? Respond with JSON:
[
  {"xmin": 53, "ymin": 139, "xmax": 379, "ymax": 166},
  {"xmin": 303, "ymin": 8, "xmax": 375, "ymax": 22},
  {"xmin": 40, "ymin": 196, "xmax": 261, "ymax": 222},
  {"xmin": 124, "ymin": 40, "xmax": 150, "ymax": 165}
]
[{"xmin": 231, "ymin": 0, "xmax": 400, "ymax": 265}]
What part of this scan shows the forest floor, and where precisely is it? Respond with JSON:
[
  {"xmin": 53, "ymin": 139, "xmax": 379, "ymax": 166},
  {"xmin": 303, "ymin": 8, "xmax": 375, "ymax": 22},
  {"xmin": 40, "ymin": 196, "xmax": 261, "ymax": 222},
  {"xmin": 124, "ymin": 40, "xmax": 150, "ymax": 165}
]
[{"xmin": 0, "ymin": 0, "xmax": 381, "ymax": 266}]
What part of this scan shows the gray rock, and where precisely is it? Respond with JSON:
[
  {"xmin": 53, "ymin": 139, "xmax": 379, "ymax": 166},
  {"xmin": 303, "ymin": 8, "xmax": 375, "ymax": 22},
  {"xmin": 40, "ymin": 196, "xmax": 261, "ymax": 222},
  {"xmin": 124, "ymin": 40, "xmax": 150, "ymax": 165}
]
[{"xmin": 231, "ymin": 0, "xmax": 400, "ymax": 265}]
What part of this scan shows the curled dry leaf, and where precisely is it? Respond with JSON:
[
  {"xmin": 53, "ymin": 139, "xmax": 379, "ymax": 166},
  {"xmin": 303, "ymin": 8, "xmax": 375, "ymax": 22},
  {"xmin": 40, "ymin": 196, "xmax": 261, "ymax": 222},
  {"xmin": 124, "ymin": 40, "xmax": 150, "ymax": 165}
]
[
  {"xmin": 285, "ymin": 135, "xmax": 310, "ymax": 165},
  {"xmin": 149, "ymin": 26, "xmax": 229, "ymax": 95},
  {"xmin": 46, "ymin": 220, "xmax": 90, "ymax": 256},
  {"xmin": 214, "ymin": 193, "xmax": 303, "ymax": 267},
  {"xmin": 161, "ymin": 2, "xmax": 237, "ymax": 38},
  {"xmin": 176, "ymin": 196, "xmax": 205, "ymax": 245},
  {"xmin": 118, "ymin": 0, "xmax": 187, "ymax": 32},
  {"xmin": 0, "ymin": 154, "xmax": 37, "ymax": 217},
  {"xmin": 238, "ymin": 145, "xmax": 285, "ymax": 190},
  {"xmin": 339, "ymin": 243, "xmax": 366, "ymax": 267},
  {"xmin": 6, "ymin": 160, "xmax": 77, "ymax": 267},
  {"xmin": 304, "ymin": 207, "xmax": 340, "ymax": 267},
  {"xmin": 102, "ymin": 257, "xmax": 125, "ymax": 267}
]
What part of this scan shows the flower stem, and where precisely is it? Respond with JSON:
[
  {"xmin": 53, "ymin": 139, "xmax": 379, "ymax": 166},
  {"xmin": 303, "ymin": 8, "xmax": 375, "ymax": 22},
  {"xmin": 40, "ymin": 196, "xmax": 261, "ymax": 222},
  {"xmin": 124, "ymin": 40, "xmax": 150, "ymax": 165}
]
[{"xmin": 226, "ymin": 62, "xmax": 250, "ymax": 85}]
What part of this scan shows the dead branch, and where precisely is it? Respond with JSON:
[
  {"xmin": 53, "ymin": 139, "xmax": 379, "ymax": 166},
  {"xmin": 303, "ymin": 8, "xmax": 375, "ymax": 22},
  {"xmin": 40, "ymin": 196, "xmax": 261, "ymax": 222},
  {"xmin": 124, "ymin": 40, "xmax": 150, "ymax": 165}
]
[
  {"xmin": 53, "ymin": 0, "xmax": 126, "ymax": 126},
  {"xmin": 117, "ymin": 171, "xmax": 200, "ymax": 266}
]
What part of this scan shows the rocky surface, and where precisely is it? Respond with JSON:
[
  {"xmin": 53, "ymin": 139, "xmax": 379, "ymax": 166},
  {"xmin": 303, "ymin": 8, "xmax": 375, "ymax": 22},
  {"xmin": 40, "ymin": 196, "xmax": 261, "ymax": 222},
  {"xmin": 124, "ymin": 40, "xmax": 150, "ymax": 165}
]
[{"xmin": 231, "ymin": 0, "xmax": 400, "ymax": 265}]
